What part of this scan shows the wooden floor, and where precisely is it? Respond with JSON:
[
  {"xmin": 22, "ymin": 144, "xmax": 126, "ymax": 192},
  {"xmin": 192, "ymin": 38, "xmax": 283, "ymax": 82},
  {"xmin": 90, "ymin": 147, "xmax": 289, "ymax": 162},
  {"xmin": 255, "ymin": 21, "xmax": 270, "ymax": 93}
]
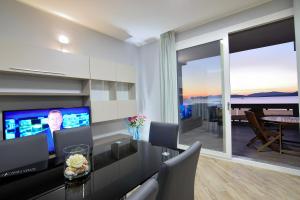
[{"xmin": 195, "ymin": 156, "xmax": 300, "ymax": 200}]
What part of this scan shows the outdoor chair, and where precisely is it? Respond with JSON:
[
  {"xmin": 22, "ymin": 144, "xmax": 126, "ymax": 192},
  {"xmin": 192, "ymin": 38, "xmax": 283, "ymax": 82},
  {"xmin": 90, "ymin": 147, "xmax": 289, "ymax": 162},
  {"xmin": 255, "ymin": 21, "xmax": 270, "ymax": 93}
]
[{"xmin": 245, "ymin": 111, "xmax": 281, "ymax": 152}]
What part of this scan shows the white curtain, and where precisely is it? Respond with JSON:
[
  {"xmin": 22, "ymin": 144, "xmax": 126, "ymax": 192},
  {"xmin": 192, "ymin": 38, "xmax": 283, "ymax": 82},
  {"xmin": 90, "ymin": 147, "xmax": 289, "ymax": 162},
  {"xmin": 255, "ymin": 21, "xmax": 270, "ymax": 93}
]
[{"xmin": 159, "ymin": 31, "xmax": 178, "ymax": 123}]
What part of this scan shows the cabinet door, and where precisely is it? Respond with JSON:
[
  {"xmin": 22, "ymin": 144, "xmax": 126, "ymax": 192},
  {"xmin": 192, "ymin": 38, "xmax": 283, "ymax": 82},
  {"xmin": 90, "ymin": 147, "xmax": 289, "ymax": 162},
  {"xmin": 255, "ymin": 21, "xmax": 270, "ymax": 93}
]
[
  {"xmin": 0, "ymin": 42, "xmax": 90, "ymax": 79},
  {"xmin": 91, "ymin": 101, "xmax": 118, "ymax": 122},
  {"xmin": 116, "ymin": 64, "xmax": 136, "ymax": 83},
  {"xmin": 90, "ymin": 57, "xmax": 116, "ymax": 81},
  {"xmin": 117, "ymin": 100, "xmax": 137, "ymax": 118}
]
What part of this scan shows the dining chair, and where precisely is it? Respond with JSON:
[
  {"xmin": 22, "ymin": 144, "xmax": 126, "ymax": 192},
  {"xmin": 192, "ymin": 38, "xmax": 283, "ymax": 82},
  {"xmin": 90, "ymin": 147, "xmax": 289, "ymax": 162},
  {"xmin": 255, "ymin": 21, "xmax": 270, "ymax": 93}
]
[
  {"xmin": 53, "ymin": 126, "xmax": 93, "ymax": 164},
  {"xmin": 156, "ymin": 141, "xmax": 201, "ymax": 200},
  {"xmin": 127, "ymin": 178, "xmax": 159, "ymax": 200},
  {"xmin": 149, "ymin": 121, "xmax": 179, "ymax": 150},
  {"xmin": 208, "ymin": 106, "xmax": 223, "ymax": 137},
  {"xmin": 245, "ymin": 111, "xmax": 281, "ymax": 152},
  {"xmin": 208, "ymin": 106, "xmax": 218, "ymax": 128},
  {"xmin": 0, "ymin": 134, "xmax": 49, "ymax": 174}
]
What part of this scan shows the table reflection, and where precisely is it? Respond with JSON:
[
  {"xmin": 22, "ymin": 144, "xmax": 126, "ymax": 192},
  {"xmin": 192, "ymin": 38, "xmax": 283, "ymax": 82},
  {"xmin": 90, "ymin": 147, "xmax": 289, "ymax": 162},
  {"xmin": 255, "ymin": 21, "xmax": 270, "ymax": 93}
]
[{"xmin": 65, "ymin": 176, "xmax": 92, "ymax": 200}]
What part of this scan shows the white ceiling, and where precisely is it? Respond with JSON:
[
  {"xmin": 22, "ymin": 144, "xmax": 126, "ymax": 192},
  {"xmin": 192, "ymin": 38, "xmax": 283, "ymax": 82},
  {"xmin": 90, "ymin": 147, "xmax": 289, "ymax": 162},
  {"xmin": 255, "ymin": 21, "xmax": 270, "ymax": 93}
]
[{"xmin": 18, "ymin": 0, "xmax": 270, "ymax": 46}]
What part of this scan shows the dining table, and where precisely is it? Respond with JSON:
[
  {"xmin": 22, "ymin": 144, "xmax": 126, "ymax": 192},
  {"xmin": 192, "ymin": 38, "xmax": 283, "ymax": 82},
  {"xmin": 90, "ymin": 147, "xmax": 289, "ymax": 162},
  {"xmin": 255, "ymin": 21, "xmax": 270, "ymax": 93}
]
[
  {"xmin": 261, "ymin": 116, "xmax": 300, "ymax": 155},
  {"xmin": 0, "ymin": 138, "xmax": 180, "ymax": 200}
]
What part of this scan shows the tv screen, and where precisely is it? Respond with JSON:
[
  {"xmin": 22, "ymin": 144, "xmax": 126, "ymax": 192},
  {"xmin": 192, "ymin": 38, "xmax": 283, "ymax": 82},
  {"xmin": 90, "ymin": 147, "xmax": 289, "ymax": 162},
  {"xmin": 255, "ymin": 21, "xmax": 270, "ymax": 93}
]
[
  {"xmin": 179, "ymin": 104, "xmax": 192, "ymax": 120},
  {"xmin": 3, "ymin": 106, "xmax": 90, "ymax": 153}
]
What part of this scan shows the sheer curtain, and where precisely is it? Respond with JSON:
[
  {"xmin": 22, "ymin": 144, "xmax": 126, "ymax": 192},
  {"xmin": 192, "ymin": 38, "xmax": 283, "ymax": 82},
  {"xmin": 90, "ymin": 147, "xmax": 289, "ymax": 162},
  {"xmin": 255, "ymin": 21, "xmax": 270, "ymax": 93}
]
[{"xmin": 159, "ymin": 31, "xmax": 178, "ymax": 123}]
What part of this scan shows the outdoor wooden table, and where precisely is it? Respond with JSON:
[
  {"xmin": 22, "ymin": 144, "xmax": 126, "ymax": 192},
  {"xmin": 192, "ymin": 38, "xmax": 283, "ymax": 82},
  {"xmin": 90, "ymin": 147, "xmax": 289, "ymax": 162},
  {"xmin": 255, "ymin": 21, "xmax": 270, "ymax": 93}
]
[{"xmin": 261, "ymin": 116, "xmax": 299, "ymax": 155}]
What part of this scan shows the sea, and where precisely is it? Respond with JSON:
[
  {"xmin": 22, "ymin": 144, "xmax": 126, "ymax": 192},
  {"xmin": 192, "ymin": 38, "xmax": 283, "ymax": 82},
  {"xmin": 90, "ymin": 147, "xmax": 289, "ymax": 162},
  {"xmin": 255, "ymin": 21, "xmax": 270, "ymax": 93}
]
[
  {"xmin": 231, "ymin": 96, "xmax": 298, "ymax": 104},
  {"xmin": 183, "ymin": 96, "xmax": 299, "ymax": 105}
]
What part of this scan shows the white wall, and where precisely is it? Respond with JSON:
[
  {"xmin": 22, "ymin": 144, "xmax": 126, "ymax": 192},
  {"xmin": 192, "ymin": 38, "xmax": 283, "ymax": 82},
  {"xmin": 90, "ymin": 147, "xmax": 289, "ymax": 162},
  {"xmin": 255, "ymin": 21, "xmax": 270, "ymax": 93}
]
[
  {"xmin": 137, "ymin": 41, "xmax": 161, "ymax": 140},
  {"xmin": 0, "ymin": 1, "xmax": 139, "ymax": 67},
  {"xmin": 0, "ymin": 1, "xmax": 139, "ymax": 138},
  {"xmin": 176, "ymin": 0, "xmax": 293, "ymax": 43}
]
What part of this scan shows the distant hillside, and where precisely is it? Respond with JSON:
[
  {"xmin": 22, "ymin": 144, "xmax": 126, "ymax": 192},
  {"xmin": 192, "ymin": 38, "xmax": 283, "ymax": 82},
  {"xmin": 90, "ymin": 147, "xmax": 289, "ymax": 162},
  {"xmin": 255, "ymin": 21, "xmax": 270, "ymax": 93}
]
[{"xmin": 231, "ymin": 91, "xmax": 298, "ymax": 98}]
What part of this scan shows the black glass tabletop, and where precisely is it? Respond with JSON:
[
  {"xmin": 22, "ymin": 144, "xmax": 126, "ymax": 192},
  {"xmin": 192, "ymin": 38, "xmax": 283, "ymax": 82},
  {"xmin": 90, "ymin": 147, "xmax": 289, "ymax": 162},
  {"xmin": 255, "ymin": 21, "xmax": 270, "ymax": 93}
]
[{"xmin": 0, "ymin": 139, "xmax": 179, "ymax": 200}]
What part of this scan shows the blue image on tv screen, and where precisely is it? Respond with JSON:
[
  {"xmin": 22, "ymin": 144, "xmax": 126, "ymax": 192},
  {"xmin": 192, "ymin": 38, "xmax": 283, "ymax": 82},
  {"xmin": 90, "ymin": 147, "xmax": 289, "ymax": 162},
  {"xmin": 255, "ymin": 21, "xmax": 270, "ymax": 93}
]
[
  {"xmin": 180, "ymin": 104, "xmax": 192, "ymax": 120},
  {"xmin": 3, "ymin": 106, "xmax": 90, "ymax": 153}
]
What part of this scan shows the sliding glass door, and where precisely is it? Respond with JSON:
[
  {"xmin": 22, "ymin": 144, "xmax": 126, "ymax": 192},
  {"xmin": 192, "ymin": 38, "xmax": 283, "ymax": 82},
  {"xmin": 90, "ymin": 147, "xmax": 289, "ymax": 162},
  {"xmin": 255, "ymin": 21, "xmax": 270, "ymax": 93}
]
[{"xmin": 176, "ymin": 38, "xmax": 230, "ymax": 155}]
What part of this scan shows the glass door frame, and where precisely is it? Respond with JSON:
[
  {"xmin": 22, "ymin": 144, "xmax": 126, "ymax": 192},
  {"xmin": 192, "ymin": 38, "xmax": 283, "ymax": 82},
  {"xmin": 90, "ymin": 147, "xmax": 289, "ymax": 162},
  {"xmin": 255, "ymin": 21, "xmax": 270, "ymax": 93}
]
[
  {"xmin": 176, "ymin": 34, "xmax": 232, "ymax": 159},
  {"xmin": 175, "ymin": 8, "xmax": 300, "ymax": 175}
]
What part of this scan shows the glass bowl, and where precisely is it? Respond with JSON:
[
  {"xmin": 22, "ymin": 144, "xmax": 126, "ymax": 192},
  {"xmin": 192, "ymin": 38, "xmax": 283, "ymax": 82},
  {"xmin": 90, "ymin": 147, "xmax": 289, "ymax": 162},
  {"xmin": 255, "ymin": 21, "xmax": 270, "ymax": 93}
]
[{"xmin": 63, "ymin": 144, "xmax": 90, "ymax": 180}]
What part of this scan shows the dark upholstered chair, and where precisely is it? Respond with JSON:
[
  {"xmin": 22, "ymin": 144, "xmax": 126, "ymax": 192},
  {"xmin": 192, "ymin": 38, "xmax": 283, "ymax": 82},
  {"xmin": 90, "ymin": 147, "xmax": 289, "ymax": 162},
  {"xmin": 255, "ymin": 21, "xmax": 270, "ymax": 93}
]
[
  {"xmin": 156, "ymin": 141, "xmax": 201, "ymax": 200},
  {"xmin": 149, "ymin": 121, "xmax": 179, "ymax": 150},
  {"xmin": 0, "ymin": 134, "xmax": 49, "ymax": 174},
  {"xmin": 53, "ymin": 126, "xmax": 93, "ymax": 164},
  {"xmin": 127, "ymin": 178, "xmax": 159, "ymax": 200}
]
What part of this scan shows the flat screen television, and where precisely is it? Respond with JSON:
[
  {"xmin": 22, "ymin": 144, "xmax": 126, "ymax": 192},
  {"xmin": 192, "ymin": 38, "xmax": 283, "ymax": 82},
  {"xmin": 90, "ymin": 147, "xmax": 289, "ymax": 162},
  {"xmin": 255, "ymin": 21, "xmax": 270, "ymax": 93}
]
[
  {"xmin": 179, "ymin": 104, "xmax": 192, "ymax": 120},
  {"xmin": 3, "ymin": 106, "xmax": 90, "ymax": 153}
]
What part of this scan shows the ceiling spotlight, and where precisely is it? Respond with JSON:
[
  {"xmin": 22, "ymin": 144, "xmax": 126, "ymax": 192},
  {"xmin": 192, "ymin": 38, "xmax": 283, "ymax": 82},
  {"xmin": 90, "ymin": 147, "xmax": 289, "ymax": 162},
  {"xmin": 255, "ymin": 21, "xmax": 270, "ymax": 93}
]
[{"xmin": 58, "ymin": 35, "xmax": 70, "ymax": 44}]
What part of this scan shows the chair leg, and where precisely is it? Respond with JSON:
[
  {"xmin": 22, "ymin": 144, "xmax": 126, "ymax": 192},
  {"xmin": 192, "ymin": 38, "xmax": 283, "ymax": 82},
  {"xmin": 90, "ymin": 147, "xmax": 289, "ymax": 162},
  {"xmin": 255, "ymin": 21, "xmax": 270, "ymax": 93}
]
[
  {"xmin": 247, "ymin": 136, "xmax": 258, "ymax": 147},
  {"xmin": 257, "ymin": 135, "xmax": 281, "ymax": 152}
]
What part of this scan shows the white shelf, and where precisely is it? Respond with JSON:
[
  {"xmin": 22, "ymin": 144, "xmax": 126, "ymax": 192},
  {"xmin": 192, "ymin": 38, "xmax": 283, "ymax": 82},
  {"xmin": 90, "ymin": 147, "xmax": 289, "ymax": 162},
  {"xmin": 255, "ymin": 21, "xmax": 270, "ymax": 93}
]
[
  {"xmin": 0, "ymin": 73, "xmax": 90, "ymax": 97},
  {"xmin": 116, "ymin": 82, "xmax": 135, "ymax": 100},
  {"xmin": 90, "ymin": 80, "xmax": 116, "ymax": 101},
  {"xmin": 0, "ymin": 92, "xmax": 89, "ymax": 96}
]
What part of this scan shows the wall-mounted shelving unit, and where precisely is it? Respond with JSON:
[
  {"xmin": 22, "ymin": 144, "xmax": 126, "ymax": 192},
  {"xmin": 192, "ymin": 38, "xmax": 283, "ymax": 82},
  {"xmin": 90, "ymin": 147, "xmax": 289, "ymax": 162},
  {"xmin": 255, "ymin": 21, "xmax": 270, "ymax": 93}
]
[
  {"xmin": 88, "ymin": 57, "xmax": 137, "ymax": 123},
  {"xmin": 0, "ymin": 42, "xmax": 137, "ymax": 125},
  {"xmin": 90, "ymin": 80, "xmax": 116, "ymax": 101},
  {"xmin": 116, "ymin": 82, "xmax": 135, "ymax": 100},
  {"xmin": 0, "ymin": 73, "xmax": 90, "ymax": 97},
  {"xmin": 89, "ymin": 81, "xmax": 137, "ymax": 123}
]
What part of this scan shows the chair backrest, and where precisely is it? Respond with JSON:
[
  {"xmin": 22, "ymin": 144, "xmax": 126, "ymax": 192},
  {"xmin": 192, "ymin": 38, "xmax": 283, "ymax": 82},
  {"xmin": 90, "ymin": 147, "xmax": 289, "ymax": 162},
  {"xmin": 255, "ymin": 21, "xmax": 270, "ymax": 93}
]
[
  {"xmin": 249, "ymin": 108, "xmax": 265, "ymax": 119},
  {"xmin": 54, "ymin": 126, "xmax": 93, "ymax": 164},
  {"xmin": 245, "ymin": 111, "xmax": 268, "ymax": 141},
  {"xmin": 149, "ymin": 121, "xmax": 179, "ymax": 150},
  {"xmin": 156, "ymin": 141, "xmax": 201, "ymax": 200},
  {"xmin": 249, "ymin": 108, "xmax": 265, "ymax": 127},
  {"xmin": 127, "ymin": 178, "xmax": 159, "ymax": 200},
  {"xmin": 0, "ymin": 134, "xmax": 49, "ymax": 174}
]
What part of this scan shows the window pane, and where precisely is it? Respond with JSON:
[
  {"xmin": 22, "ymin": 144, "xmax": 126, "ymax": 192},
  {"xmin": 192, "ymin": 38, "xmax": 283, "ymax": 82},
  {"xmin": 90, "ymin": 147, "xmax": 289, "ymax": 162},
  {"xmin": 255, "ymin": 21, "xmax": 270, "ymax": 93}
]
[{"xmin": 177, "ymin": 41, "xmax": 224, "ymax": 152}]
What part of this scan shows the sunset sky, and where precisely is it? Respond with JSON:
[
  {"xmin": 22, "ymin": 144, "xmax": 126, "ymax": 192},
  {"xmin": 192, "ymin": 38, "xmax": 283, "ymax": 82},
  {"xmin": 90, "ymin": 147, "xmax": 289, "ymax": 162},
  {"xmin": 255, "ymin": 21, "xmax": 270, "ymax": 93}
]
[
  {"xmin": 182, "ymin": 42, "xmax": 298, "ymax": 99},
  {"xmin": 182, "ymin": 56, "xmax": 222, "ymax": 99}
]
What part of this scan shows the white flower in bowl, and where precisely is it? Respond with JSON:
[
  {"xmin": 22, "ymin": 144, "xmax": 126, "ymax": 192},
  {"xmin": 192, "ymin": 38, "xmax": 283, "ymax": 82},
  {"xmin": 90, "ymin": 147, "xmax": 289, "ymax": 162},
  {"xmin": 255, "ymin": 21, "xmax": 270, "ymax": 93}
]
[{"xmin": 66, "ymin": 154, "xmax": 87, "ymax": 169}]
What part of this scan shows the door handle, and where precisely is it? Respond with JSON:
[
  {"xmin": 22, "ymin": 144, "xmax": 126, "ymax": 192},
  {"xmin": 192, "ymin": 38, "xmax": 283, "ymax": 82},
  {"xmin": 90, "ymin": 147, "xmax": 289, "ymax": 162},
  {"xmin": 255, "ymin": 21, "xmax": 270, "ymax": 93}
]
[{"xmin": 227, "ymin": 102, "xmax": 231, "ymax": 111}]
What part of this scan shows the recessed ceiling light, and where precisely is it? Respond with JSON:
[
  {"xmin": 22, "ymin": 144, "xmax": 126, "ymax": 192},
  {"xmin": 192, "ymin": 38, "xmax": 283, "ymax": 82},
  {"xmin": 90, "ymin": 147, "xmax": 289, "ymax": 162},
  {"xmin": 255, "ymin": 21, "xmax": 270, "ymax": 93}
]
[{"xmin": 58, "ymin": 35, "xmax": 70, "ymax": 44}]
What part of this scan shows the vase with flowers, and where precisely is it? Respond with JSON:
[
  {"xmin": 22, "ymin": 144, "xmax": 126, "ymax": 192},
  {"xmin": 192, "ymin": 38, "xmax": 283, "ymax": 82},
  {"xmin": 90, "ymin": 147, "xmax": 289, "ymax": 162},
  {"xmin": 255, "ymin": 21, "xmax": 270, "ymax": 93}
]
[{"xmin": 127, "ymin": 115, "xmax": 146, "ymax": 140}]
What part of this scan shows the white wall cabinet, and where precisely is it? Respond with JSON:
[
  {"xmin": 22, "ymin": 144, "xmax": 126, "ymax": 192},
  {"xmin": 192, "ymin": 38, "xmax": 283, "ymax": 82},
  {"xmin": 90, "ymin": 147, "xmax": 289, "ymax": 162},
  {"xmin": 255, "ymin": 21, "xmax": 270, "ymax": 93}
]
[
  {"xmin": 89, "ymin": 59, "xmax": 137, "ymax": 123},
  {"xmin": 117, "ymin": 100, "xmax": 137, "ymax": 118},
  {"xmin": 0, "ymin": 42, "xmax": 90, "ymax": 79},
  {"xmin": 89, "ymin": 80, "xmax": 137, "ymax": 123},
  {"xmin": 91, "ymin": 101, "xmax": 118, "ymax": 122},
  {"xmin": 116, "ymin": 64, "xmax": 136, "ymax": 83},
  {"xmin": 90, "ymin": 58, "xmax": 116, "ymax": 81}
]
